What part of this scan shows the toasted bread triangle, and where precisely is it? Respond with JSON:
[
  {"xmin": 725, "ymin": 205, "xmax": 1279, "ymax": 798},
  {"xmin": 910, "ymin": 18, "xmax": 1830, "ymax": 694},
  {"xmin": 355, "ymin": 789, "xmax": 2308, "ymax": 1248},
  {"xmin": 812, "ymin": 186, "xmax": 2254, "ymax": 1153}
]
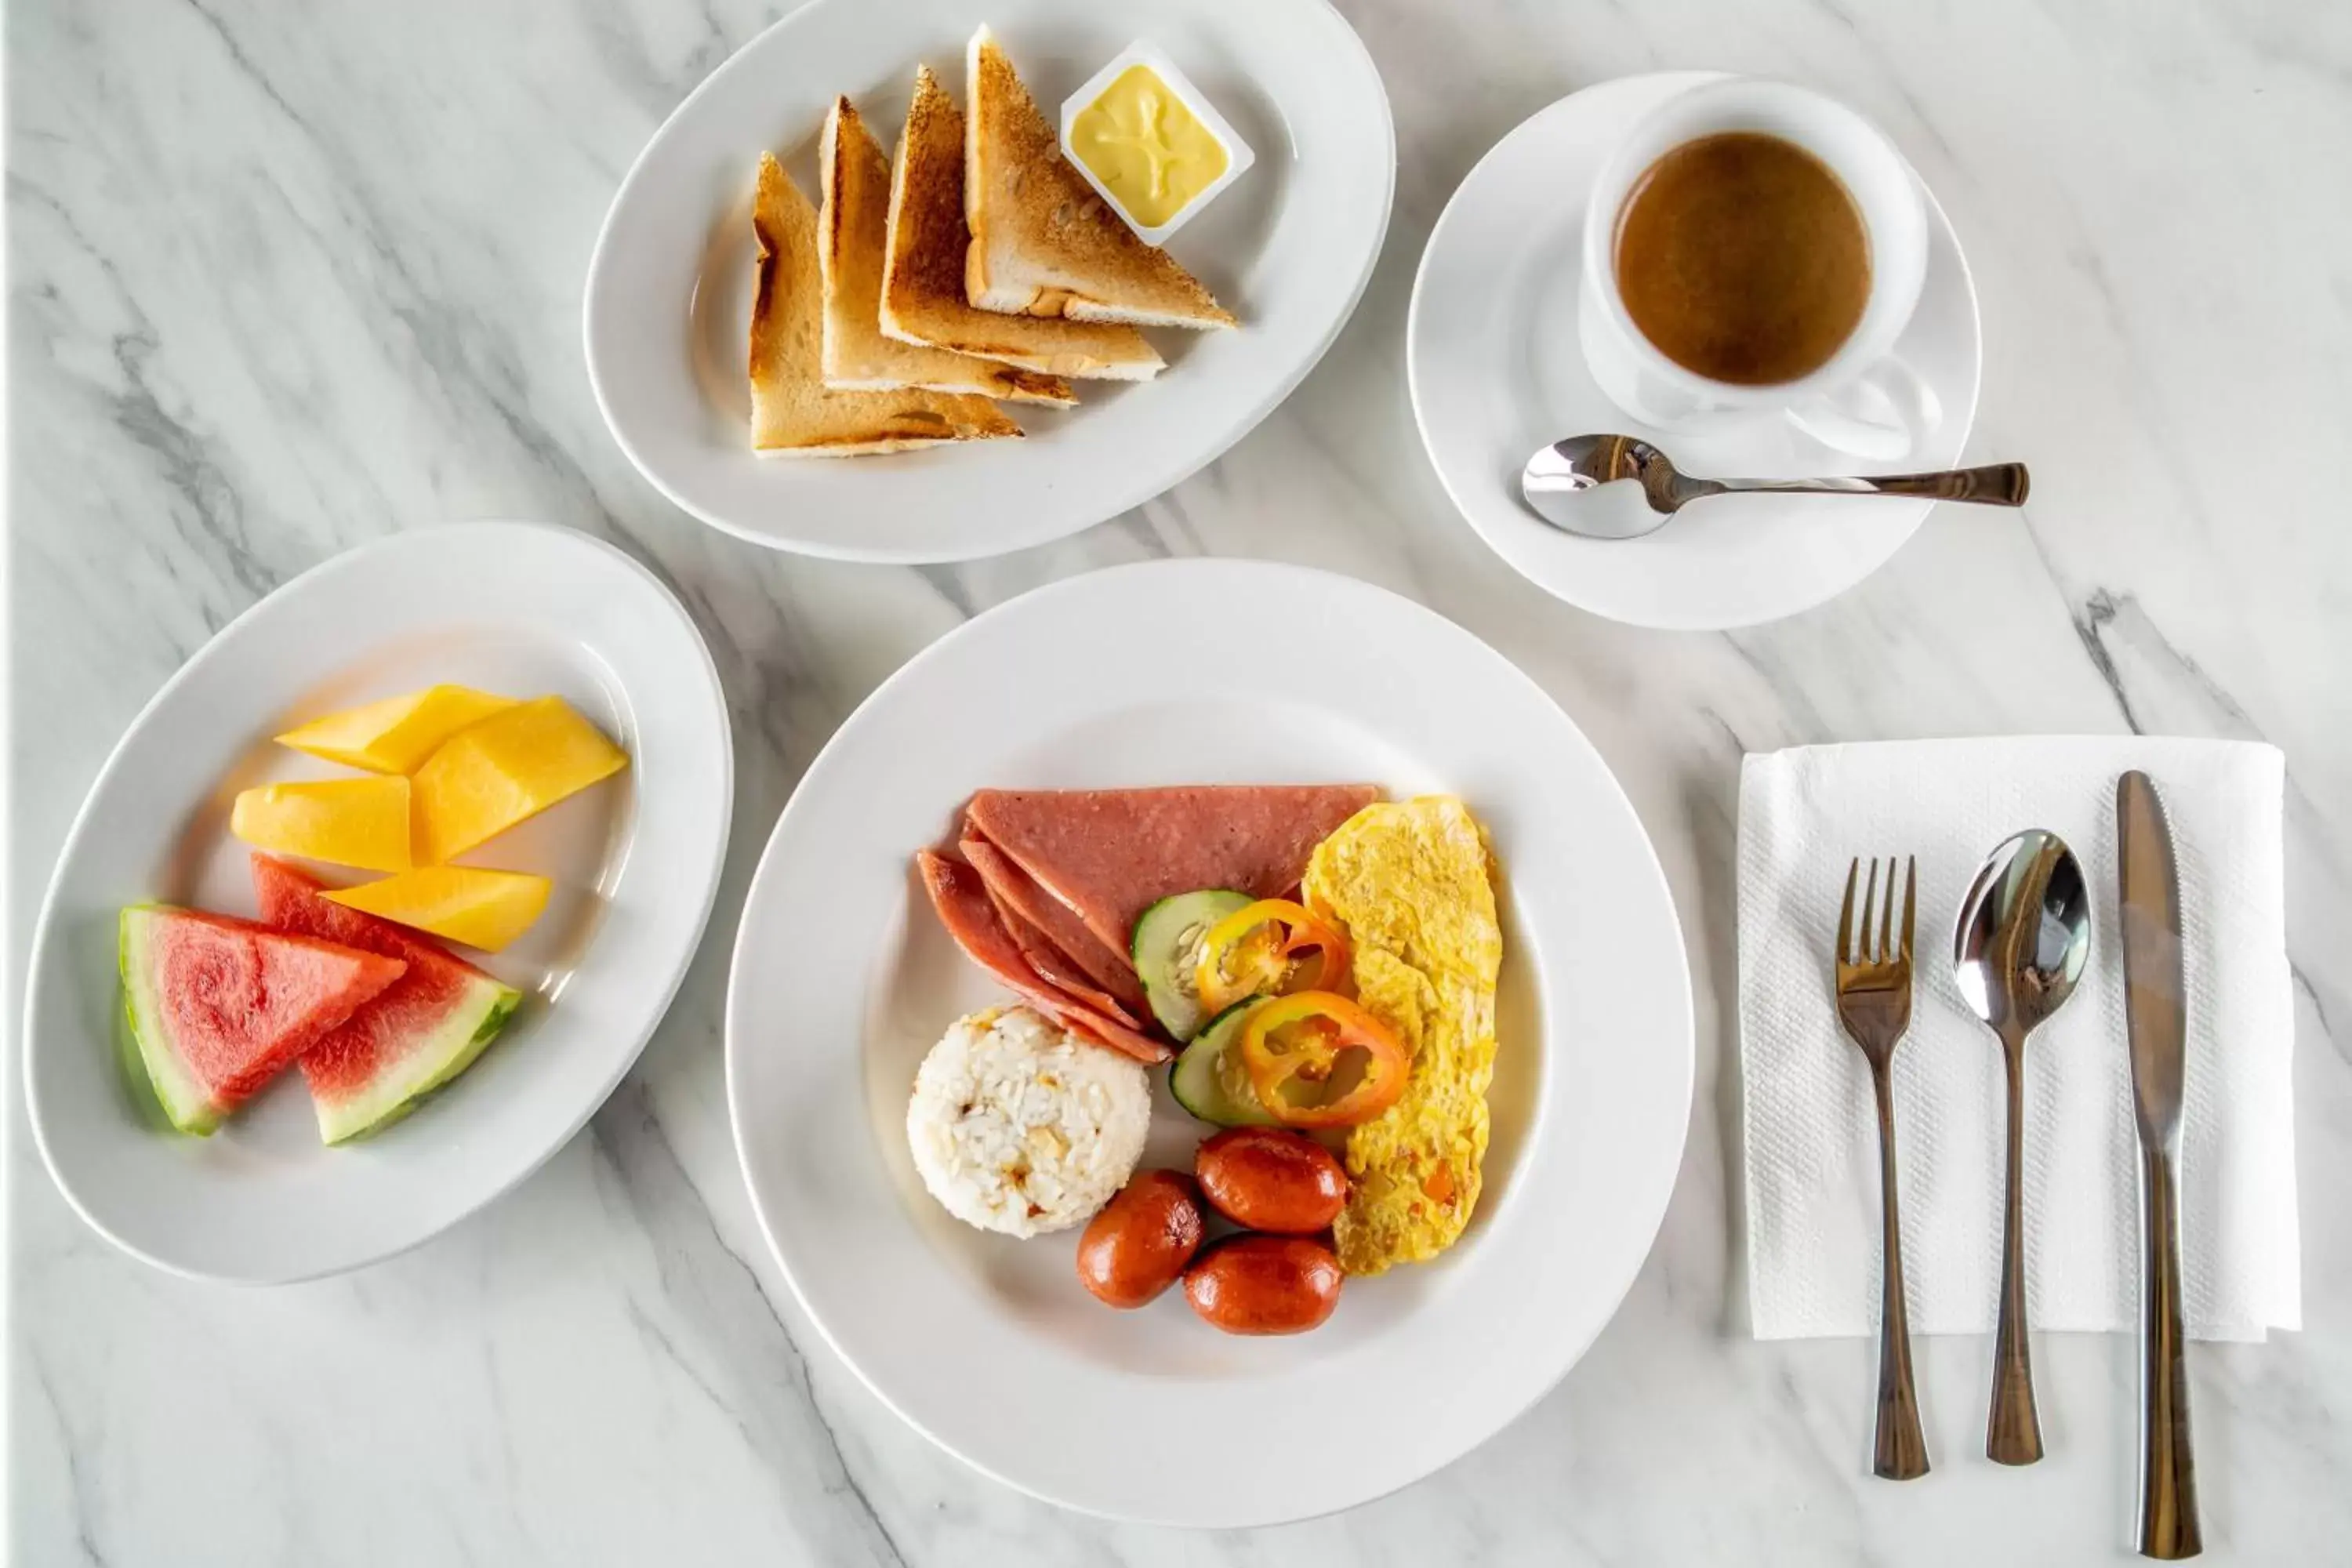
[
  {"xmin": 820, "ymin": 98, "xmax": 1074, "ymax": 405},
  {"xmin": 881, "ymin": 67, "xmax": 1164, "ymax": 381},
  {"xmin": 964, "ymin": 28, "xmax": 1237, "ymax": 330},
  {"xmin": 750, "ymin": 153, "xmax": 1019, "ymax": 456}
]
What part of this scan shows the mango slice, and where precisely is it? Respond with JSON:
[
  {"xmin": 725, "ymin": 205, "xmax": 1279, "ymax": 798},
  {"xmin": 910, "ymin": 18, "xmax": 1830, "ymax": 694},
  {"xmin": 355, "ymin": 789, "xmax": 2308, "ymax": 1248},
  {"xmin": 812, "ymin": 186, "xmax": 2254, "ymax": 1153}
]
[
  {"xmin": 412, "ymin": 696, "xmax": 629, "ymax": 864},
  {"xmin": 230, "ymin": 778, "xmax": 412, "ymax": 873},
  {"xmin": 324, "ymin": 867, "xmax": 553, "ymax": 953},
  {"xmin": 276, "ymin": 685, "xmax": 520, "ymax": 775}
]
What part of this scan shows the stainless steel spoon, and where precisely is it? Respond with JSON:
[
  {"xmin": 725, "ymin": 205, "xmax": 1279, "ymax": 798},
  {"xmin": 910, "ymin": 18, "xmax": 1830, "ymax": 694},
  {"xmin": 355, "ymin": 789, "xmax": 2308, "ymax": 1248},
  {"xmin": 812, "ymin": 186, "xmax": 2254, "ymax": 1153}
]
[
  {"xmin": 1953, "ymin": 830, "xmax": 2092, "ymax": 1466},
  {"xmin": 1520, "ymin": 434, "xmax": 2030, "ymax": 539}
]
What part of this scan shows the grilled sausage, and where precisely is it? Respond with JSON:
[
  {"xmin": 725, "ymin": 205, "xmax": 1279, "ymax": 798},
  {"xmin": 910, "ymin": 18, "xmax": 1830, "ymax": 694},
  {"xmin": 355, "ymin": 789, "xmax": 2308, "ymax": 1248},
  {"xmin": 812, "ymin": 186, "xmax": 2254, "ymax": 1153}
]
[
  {"xmin": 1076, "ymin": 1171, "xmax": 1204, "ymax": 1308},
  {"xmin": 1183, "ymin": 1236, "xmax": 1343, "ymax": 1334},
  {"xmin": 1195, "ymin": 1127, "xmax": 1348, "ymax": 1234}
]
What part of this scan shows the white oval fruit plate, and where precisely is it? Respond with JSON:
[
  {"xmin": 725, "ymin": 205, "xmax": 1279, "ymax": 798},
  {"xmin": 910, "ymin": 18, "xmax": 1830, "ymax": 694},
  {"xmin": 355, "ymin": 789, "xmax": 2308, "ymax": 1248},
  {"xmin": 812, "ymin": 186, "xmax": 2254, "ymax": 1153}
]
[
  {"xmin": 724, "ymin": 560, "xmax": 1693, "ymax": 1525},
  {"xmin": 584, "ymin": 0, "xmax": 1394, "ymax": 563},
  {"xmin": 24, "ymin": 522, "xmax": 732, "ymax": 1284}
]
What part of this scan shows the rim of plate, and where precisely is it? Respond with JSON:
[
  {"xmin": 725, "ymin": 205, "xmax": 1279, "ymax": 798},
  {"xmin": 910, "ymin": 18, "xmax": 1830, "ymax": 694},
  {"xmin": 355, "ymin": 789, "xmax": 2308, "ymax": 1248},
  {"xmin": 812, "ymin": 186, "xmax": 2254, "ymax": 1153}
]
[
  {"xmin": 23, "ymin": 521, "xmax": 734, "ymax": 1284},
  {"xmin": 1406, "ymin": 71, "xmax": 1984, "ymax": 630},
  {"xmin": 582, "ymin": 0, "xmax": 1398, "ymax": 564},
  {"xmin": 724, "ymin": 558, "xmax": 1693, "ymax": 1523}
]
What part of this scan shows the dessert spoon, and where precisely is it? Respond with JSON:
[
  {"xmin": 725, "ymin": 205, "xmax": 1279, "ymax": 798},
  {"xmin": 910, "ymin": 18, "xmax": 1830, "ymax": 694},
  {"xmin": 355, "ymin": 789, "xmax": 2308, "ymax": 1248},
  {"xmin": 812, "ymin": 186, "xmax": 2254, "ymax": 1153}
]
[{"xmin": 1952, "ymin": 829, "xmax": 2092, "ymax": 1465}]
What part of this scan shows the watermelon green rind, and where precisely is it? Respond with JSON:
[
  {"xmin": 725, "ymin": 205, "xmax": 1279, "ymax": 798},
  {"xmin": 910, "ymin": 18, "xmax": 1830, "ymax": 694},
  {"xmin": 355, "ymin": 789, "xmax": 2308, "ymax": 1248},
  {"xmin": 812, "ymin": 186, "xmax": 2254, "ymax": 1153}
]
[
  {"xmin": 117, "ymin": 902, "xmax": 408, "ymax": 1136},
  {"xmin": 313, "ymin": 977, "xmax": 521, "ymax": 1145},
  {"xmin": 251, "ymin": 854, "xmax": 529, "ymax": 1145},
  {"xmin": 118, "ymin": 906, "xmax": 224, "ymax": 1135}
]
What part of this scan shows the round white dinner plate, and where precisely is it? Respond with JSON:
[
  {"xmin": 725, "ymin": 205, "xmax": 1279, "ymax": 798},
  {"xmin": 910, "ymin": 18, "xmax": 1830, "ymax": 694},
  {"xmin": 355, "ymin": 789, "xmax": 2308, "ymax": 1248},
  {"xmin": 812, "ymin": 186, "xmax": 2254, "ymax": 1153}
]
[
  {"xmin": 24, "ymin": 523, "xmax": 732, "ymax": 1284},
  {"xmin": 1409, "ymin": 73, "xmax": 1984, "ymax": 630},
  {"xmin": 726, "ymin": 560, "xmax": 1692, "ymax": 1525},
  {"xmin": 585, "ymin": 0, "xmax": 1394, "ymax": 564}
]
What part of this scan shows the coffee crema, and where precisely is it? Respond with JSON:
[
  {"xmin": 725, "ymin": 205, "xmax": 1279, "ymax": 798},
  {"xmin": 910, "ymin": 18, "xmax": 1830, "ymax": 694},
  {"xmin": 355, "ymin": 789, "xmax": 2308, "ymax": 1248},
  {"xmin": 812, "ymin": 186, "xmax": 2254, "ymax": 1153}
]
[{"xmin": 1613, "ymin": 131, "xmax": 1870, "ymax": 386}]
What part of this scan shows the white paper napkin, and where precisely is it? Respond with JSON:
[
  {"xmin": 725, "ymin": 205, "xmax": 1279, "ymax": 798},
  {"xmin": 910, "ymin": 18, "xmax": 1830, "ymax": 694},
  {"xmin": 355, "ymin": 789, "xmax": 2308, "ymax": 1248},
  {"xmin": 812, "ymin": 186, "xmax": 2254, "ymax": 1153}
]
[{"xmin": 1739, "ymin": 737, "xmax": 2298, "ymax": 1341}]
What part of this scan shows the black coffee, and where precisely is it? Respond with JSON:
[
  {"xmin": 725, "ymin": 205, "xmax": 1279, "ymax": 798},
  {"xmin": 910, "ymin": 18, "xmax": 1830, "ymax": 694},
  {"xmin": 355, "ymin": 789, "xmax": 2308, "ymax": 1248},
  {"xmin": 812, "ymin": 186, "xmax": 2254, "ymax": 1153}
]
[{"xmin": 1613, "ymin": 132, "xmax": 1870, "ymax": 385}]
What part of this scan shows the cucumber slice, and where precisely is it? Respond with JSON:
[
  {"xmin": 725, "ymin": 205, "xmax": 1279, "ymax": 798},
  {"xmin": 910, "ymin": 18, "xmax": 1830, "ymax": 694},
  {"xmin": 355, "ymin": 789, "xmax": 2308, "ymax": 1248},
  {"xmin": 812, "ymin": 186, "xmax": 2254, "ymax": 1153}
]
[
  {"xmin": 1131, "ymin": 888, "xmax": 1253, "ymax": 1041},
  {"xmin": 1168, "ymin": 1001, "xmax": 1281, "ymax": 1127}
]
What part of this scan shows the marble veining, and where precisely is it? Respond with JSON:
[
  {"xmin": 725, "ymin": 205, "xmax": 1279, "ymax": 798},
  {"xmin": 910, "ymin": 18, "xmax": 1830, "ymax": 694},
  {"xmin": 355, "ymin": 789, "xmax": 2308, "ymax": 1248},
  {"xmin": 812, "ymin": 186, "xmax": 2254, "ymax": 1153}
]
[{"xmin": 9, "ymin": 0, "xmax": 2350, "ymax": 1563}]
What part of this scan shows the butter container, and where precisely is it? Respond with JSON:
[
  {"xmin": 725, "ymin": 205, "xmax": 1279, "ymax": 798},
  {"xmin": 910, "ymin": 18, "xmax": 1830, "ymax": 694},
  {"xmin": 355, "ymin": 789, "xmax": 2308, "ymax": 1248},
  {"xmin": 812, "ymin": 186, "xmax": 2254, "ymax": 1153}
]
[{"xmin": 1059, "ymin": 42, "xmax": 1255, "ymax": 246}]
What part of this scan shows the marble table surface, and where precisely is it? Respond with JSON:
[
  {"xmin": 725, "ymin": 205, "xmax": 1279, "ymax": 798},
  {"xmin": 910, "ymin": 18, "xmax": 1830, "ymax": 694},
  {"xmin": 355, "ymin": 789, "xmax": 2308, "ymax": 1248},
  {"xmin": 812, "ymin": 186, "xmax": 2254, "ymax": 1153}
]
[{"xmin": 10, "ymin": 0, "xmax": 2349, "ymax": 1563}]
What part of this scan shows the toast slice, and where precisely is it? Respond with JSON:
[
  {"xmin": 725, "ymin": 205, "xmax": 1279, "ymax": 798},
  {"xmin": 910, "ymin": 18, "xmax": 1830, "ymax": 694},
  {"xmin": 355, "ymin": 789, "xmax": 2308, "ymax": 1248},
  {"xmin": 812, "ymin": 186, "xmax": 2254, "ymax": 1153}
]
[
  {"xmin": 750, "ymin": 153, "xmax": 1019, "ymax": 456},
  {"xmin": 964, "ymin": 28, "xmax": 1237, "ymax": 330},
  {"xmin": 821, "ymin": 97, "xmax": 1075, "ymax": 406},
  {"xmin": 881, "ymin": 67, "xmax": 1164, "ymax": 382}
]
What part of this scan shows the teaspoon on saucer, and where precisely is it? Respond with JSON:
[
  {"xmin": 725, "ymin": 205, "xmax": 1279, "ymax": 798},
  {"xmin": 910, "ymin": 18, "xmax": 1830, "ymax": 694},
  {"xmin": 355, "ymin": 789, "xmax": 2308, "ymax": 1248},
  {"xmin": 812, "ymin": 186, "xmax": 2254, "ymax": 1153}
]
[{"xmin": 1520, "ymin": 434, "xmax": 2029, "ymax": 539}]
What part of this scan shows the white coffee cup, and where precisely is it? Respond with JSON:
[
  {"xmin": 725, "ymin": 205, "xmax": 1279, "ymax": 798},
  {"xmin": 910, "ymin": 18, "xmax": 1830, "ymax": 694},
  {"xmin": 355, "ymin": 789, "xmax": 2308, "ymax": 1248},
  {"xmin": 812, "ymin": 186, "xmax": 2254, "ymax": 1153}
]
[{"xmin": 1578, "ymin": 79, "xmax": 1936, "ymax": 462}]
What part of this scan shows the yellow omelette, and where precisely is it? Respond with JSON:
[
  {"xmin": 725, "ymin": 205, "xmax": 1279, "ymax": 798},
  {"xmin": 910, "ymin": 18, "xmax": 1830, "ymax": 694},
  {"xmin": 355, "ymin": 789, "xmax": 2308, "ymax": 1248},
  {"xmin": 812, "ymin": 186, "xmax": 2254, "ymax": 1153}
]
[{"xmin": 1301, "ymin": 796, "xmax": 1502, "ymax": 1276}]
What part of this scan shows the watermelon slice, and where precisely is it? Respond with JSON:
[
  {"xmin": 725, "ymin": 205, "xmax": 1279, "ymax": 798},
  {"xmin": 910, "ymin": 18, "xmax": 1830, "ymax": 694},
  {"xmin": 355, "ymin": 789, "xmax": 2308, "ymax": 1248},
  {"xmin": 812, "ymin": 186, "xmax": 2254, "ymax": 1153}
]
[
  {"xmin": 250, "ymin": 855, "xmax": 522, "ymax": 1143},
  {"xmin": 118, "ymin": 906, "xmax": 408, "ymax": 1135}
]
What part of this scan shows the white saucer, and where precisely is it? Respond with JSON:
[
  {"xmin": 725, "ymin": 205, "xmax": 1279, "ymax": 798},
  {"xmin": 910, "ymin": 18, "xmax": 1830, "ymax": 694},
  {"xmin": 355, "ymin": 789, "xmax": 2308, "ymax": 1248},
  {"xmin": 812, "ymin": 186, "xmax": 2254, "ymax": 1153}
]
[
  {"xmin": 725, "ymin": 559, "xmax": 1692, "ymax": 1525},
  {"xmin": 24, "ymin": 523, "xmax": 733, "ymax": 1283},
  {"xmin": 1408, "ymin": 73, "xmax": 1983, "ymax": 630}
]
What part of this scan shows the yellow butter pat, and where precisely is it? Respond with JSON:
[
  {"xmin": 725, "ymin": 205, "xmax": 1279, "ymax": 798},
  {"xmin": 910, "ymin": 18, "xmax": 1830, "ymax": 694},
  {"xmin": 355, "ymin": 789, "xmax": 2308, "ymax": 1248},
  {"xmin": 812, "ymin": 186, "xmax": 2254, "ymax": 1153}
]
[{"xmin": 1069, "ymin": 64, "xmax": 1229, "ymax": 230}]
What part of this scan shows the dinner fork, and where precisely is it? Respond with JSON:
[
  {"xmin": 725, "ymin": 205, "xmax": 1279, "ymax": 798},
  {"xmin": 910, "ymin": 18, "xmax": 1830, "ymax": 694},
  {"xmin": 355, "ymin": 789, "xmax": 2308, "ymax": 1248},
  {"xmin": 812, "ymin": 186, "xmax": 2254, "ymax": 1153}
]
[{"xmin": 1835, "ymin": 855, "xmax": 1929, "ymax": 1480}]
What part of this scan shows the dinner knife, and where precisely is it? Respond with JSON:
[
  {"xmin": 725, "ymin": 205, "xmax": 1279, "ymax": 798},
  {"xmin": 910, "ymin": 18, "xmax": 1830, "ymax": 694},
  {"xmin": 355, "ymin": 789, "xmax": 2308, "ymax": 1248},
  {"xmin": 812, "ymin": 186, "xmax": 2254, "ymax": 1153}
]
[{"xmin": 2117, "ymin": 771, "xmax": 2201, "ymax": 1559}]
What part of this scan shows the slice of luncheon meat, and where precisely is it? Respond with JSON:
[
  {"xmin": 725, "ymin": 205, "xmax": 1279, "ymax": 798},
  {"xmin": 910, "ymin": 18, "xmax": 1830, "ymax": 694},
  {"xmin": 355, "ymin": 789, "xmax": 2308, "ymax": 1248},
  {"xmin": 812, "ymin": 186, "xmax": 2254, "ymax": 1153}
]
[
  {"xmin": 961, "ymin": 785, "xmax": 1381, "ymax": 958},
  {"xmin": 960, "ymin": 832, "xmax": 1150, "ymax": 1018},
  {"xmin": 914, "ymin": 851, "xmax": 1171, "ymax": 1063},
  {"xmin": 973, "ymin": 862, "xmax": 1145, "ymax": 1029}
]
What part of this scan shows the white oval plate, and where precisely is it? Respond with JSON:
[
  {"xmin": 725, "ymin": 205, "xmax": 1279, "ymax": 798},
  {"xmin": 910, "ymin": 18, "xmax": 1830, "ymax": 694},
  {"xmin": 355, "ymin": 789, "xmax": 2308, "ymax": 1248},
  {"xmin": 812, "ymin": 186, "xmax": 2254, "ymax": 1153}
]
[
  {"xmin": 24, "ymin": 523, "xmax": 732, "ymax": 1284},
  {"xmin": 1410, "ymin": 72, "xmax": 1983, "ymax": 630},
  {"xmin": 584, "ymin": 0, "xmax": 1394, "ymax": 564},
  {"xmin": 726, "ymin": 560, "xmax": 1692, "ymax": 1525}
]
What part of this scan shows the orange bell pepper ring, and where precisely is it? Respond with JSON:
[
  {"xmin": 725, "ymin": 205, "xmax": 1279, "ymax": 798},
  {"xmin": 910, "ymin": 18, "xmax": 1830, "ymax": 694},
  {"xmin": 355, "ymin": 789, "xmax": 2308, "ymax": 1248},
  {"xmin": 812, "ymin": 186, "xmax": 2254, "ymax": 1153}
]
[
  {"xmin": 1194, "ymin": 899, "xmax": 1351, "ymax": 1015},
  {"xmin": 1239, "ymin": 990, "xmax": 1409, "ymax": 1129}
]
